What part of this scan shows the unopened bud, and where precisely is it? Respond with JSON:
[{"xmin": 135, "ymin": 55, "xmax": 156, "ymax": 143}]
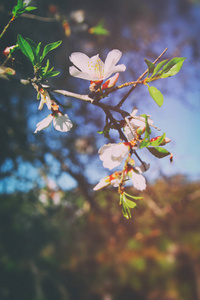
[
  {"xmin": 0, "ymin": 66, "xmax": 15, "ymax": 76},
  {"xmin": 3, "ymin": 45, "xmax": 16, "ymax": 56},
  {"xmin": 136, "ymin": 126, "xmax": 145, "ymax": 135},
  {"xmin": 170, "ymin": 153, "xmax": 173, "ymax": 163},
  {"xmin": 101, "ymin": 73, "xmax": 119, "ymax": 90},
  {"xmin": 62, "ymin": 20, "xmax": 71, "ymax": 37},
  {"xmin": 150, "ymin": 136, "xmax": 171, "ymax": 145}
]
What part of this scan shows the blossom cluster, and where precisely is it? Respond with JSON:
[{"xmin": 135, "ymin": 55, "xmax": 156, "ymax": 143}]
[
  {"xmin": 34, "ymin": 49, "xmax": 171, "ymax": 202},
  {"xmin": 34, "ymin": 88, "xmax": 73, "ymax": 133},
  {"xmin": 34, "ymin": 49, "xmax": 126, "ymax": 133}
]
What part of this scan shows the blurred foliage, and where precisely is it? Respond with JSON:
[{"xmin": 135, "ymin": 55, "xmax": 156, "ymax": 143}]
[{"xmin": 0, "ymin": 175, "xmax": 200, "ymax": 300}]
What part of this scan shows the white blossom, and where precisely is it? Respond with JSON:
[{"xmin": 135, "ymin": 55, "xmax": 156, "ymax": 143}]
[
  {"xmin": 127, "ymin": 163, "xmax": 150, "ymax": 191},
  {"xmin": 124, "ymin": 108, "xmax": 154, "ymax": 141},
  {"xmin": 93, "ymin": 172, "xmax": 121, "ymax": 191},
  {"xmin": 98, "ymin": 143, "xmax": 131, "ymax": 170},
  {"xmin": 53, "ymin": 113, "xmax": 73, "ymax": 132},
  {"xmin": 34, "ymin": 113, "xmax": 73, "ymax": 133},
  {"xmin": 69, "ymin": 49, "xmax": 126, "ymax": 81},
  {"xmin": 38, "ymin": 89, "xmax": 52, "ymax": 110}
]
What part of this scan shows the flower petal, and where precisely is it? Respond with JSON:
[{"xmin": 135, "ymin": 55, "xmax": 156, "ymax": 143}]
[
  {"xmin": 34, "ymin": 114, "xmax": 53, "ymax": 133},
  {"xmin": 98, "ymin": 143, "xmax": 130, "ymax": 170},
  {"xmin": 69, "ymin": 52, "xmax": 90, "ymax": 72},
  {"xmin": 69, "ymin": 66, "xmax": 92, "ymax": 80},
  {"xmin": 104, "ymin": 49, "xmax": 122, "ymax": 72},
  {"xmin": 135, "ymin": 163, "xmax": 150, "ymax": 173},
  {"xmin": 53, "ymin": 113, "xmax": 73, "ymax": 132},
  {"xmin": 129, "ymin": 170, "xmax": 146, "ymax": 191},
  {"xmin": 104, "ymin": 49, "xmax": 126, "ymax": 78},
  {"xmin": 93, "ymin": 176, "xmax": 111, "ymax": 191},
  {"xmin": 106, "ymin": 64, "xmax": 126, "ymax": 78},
  {"xmin": 89, "ymin": 54, "xmax": 104, "ymax": 80}
]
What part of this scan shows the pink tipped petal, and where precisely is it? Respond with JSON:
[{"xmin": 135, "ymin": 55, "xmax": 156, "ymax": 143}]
[
  {"xmin": 102, "ymin": 73, "xmax": 119, "ymax": 89},
  {"xmin": 93, "ymin": 176, "xmax": 111, "ymax": 191}
]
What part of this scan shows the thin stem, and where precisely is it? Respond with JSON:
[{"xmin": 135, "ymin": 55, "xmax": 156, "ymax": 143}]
[
  {"xmin": 0, "ymin": 54, "xmax": 11, "ymax": 68},
  {"xmin": 18, "ymin": 13, "xmax": 56, "ymax": 22},
  {"xmin": 124, "ymin": 117, "xmax": 147, "ymax": 170},
  {"xmin": 52, "ymin": 89, "xmax": 94, "ymax": 103},
  {"xmin": 20, "ymin": 80, "xmax": 95, "ymax": 103},
  {"xmin": 105, "ymin": 80, "xmax": 143, "ymax": 96},
  {"xmin": 0, "ymin": 16, "xmax": 15, "ymax": 40},
  {"xmin": 96, "ymin": 102, "xmax": 127, "ymax": 142},
  {"xmin": 118, "ymin": 152, "xmax": 132, "ymax": 194},
  {"xmin": 116, "ymin": 48, "xmax": 168, "ymax": 108}
]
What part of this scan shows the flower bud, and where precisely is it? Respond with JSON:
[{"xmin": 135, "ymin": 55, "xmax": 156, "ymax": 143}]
[
  {"xmin": 3, "ymin": 45, "xmax": 16, "ymax": 56},
  {"xmin": 136, "ymin": 126, "xmax": 145, "ymax": 135},
  {"xmin": 150, "ymin": 136, "xmax": 171, "ymax": 145},
  {"xmin": 62, "ymin": 20, "xmax": 71, "ymax": 37},
  {"xmin": 0, "ymin": 66, "xmax": 15, "ymax": 76},
  {"xmin": 101, "ymin": 73, "xmax": 119, "ymax": 90}
]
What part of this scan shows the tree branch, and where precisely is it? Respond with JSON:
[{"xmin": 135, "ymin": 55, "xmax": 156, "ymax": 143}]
[{"xmin": 116, "ymin": 48, "xmax": 168, "ymax": 108}]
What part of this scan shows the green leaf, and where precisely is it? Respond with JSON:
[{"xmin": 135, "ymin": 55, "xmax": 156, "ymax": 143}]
[
  {"xmin": 144, "ymin": 59, "xmax": 155, "ymax": 76},
  {"xmin": 124, "ymin": 192, "xmax": 143, "ymax": 201},
  {"xmin": 151, "ymin": 59, "xmax": 168, "ymax": 77},
  {"xmin": 40, "ymin": 41, "xmax": 62, "ymax": 62},
  {"xmin": 139, "ymin": 114, "xmax": 151, "ymax": 149},
  {"xmin": 89, "ymin": 20, "xmax": 110, "ymax": 36},
  {"xmin": 149, "ymin": 133, "xmax": 166, "ymax": 146},
  {"xmin": 157, "ymin": 57, "xmax": 186, "ymax": 78},
  {"xmin": 122, "ymin": 202, "xmax": 131, "ymax": 219},
  {"xmin": 124, "ymin": 198, "xmax": 137, "ymax": 209},
  {"xmin": 36, "ymin": 42, "xmax": 41, "ymax": 57},
  {"xmin": 139, "ymin": 139, "xmax": 150, "ymax": 149},
  {"xmin": 25, "ymin": 6, "xmax": 37, "ymax": 12},
  {"xmin": 24, "ymin": 39, "xmax": 40, "ymax": 64},
  {"xmin": 12, "ymin": 0, "xmax": 37, "ymax": 17},
  {"xmin": 17, "ymin": 34, "xmax": 35, "ymax": 65},
  {"xmin": 12, "ymin": 0, "xmax": 24, "ymax": 16},
  {"xmin": 97, "ymin": 124, "xmax": 111, "ymax": 139},
  {"xmin": 148, "ymin": 86, "xmax": 164, "ymax": 107},
  {"xmin": 39, "ymin": 62, "xmax": 60, "ymax": 79},
  {"xmin": 44, "ymin": 70, "xmax": 60, "ymax": 78},
  {"xmin": 147, "ymin": 147, "xmax": 170, "ymax": 158}
]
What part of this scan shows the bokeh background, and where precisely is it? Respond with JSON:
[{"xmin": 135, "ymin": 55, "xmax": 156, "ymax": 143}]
[{"xmin": 0, "ymin": 0, "xmax": 200, "ymax": 299}]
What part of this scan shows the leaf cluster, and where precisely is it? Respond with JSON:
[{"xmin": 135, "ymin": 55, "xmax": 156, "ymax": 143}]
[
  {"xmin": 139, "ymin": 115, "xmax": 170, "ymax": 158},
  {"xmin": 17, "ymin": 35, "xmax": 62, "ymax": 79},
  {"xmin": 12, "ymin": 0, "xmax": 37, "ymax": 18},
  {"xmin": 89, "ymin": 20, "xmax": 110, "ymax": 36},
  {"xmin": 120, "ymin": 192, "xmax": 143, "ymax": 219},
  {"xmin": 144, "ymin": 57, "xmax": 186, "ymax": 107}
]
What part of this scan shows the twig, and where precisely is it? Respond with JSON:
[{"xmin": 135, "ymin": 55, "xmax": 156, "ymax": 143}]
[
  {"xmin": 96, "ymin": 102, "xmax": 127, "ymax": 141},
  {"xmin": 124, "ymin": 116, "xmax": 147, "ymax": 169},
  {"xmin": 116, "ymin": 48, "xmax": 168, "ymax": 108},
  {"xmin": 0, "ymin": 16, "xmax": 15, "ymax": 40},
  {"xmin": 52, "ymin": 89, "xmax": 94, "ymax": 103},
  {"xmin": 19, "ymin": 13, "xmax": 56, "ymax": 22}
]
